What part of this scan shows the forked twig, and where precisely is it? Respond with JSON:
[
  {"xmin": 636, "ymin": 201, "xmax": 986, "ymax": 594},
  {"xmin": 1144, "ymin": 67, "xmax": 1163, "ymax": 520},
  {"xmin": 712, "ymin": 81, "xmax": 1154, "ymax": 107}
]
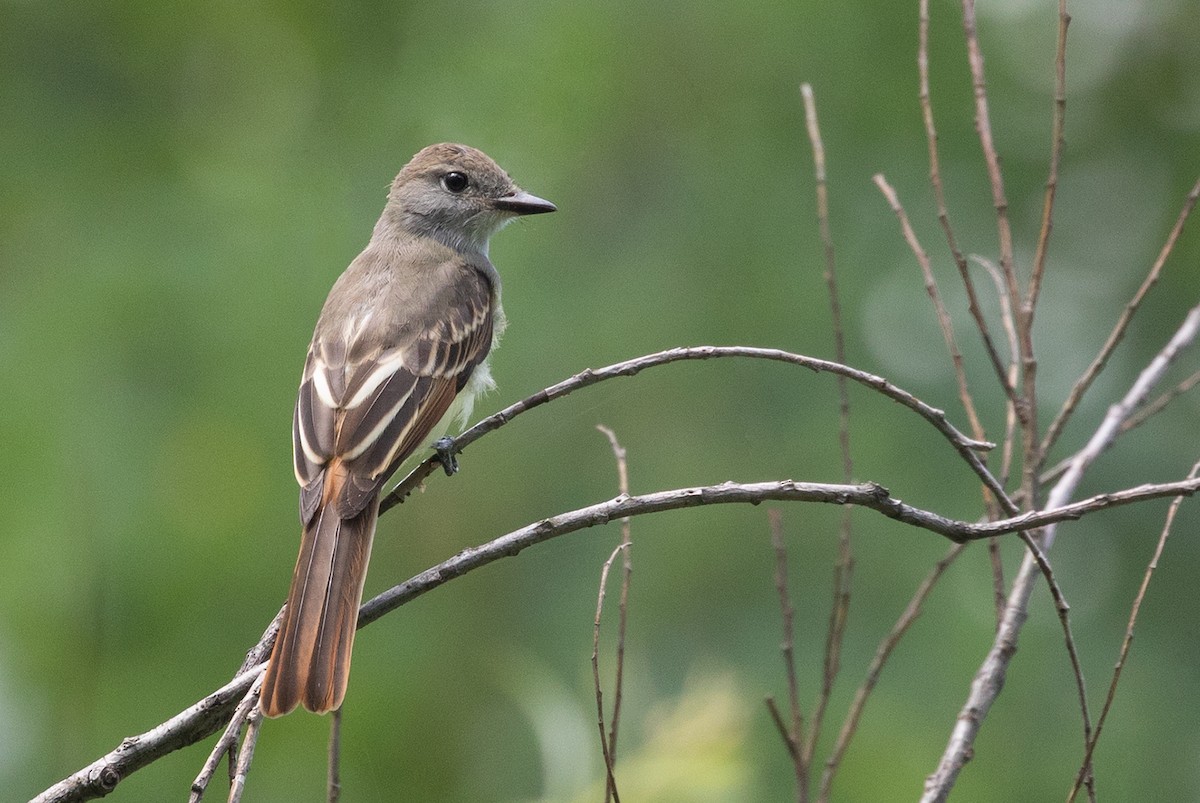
[
  {"xmin": 595, "ymin": 424, "xmax": 633, "ymax": 803},
  {"xmin": 190, "ymin": 675, "xmax": 264, "ymax": 802},
  {"xmin": 925, "ymin": 305, "xmax": 1200, "ymax": 801},
  {"xmin": 592, "ymin": 543, "xmax": 628, "ymax": 803},
  {"xmin": 226, "ymin": 706, "xmax": 263, "ymax": 803},
  {"xmin": 1040, "ymin": 368, "xmax": 1199, "ymax": 487},
  {"xmin": 1066, "ymin": 459, "xmax": 1200, "ymax": 802}
]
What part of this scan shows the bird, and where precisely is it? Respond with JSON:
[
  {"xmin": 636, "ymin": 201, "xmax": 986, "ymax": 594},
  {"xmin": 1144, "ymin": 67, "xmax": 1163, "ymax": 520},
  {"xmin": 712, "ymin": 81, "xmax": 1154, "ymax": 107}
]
[{"xmin": 259, "ymin": 143, "xmax": 555, "ymax": 717}]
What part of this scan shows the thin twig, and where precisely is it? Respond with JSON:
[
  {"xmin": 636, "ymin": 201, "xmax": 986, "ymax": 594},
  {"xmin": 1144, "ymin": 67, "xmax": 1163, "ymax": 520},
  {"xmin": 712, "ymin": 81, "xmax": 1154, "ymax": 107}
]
[
  {"xmin": 1026, "ymin": 0, "xmax": 1071, "ymax": 318},
  {"xmin": 960, "ymin": 0, "xmax": 1022, "ymax": 368},
  {"xmin": 592, "ymin": 543, "xmax": 628, "ymax": 803},
  {"xmin": 976, "ymin": 255, "xmax": 1023, "ymax": 626},
  {"xmin": 1013, "ymin": 529, "xmax": 1092, "ymax": 777},
  {"xmin": 973, "ymin": 256, "xmax": 1021, "ymax": 491},
  {"xmin": 800, "ymin": 83, "xmax": 853, "ymax": 475},
  {"xmin": 924, "ymin": 304, "xmax": 1200, "ymax": 801},
  {"xmin": 1040, "ymin": 177, "xmax": 1200, "ymax": 462},
  {"xmin": 766, "ymin": 698, "xmax": 801, "ymax": 766},
  {"xmin": 1121, "ymin": 369, "xmax": 1200, "ymax": 433},
  {"xmin": 800, "ymin": 81, "xmax": 854, "ymax": 778},
  {"xmin": 1066, "ymin": 459, "xmax": 1200, "ymax": 802},
  {"xmin": 1038, "ymin": 367, "xmax": 1200, "ymax": 487},
  {"xmin": 918, "ymin": 0, "xmax": 1016, "ymax": 406},
  {"xmin": 328, "ymin": 707, "xmax": 342, "ymax": 803},
  {"xmin": 768, "ymin": 509, "xmax": 807, "ymax": 801},
  {"xmin": 595, "ymin": 424, "xmax": 633, "ymax": 802},
  {"xmin": 873, "ymin": 174, "xmax": 986, "ymax": 442},
  {"xmin": 226, "ymin": 706, "xmax": 263, "ymax": 803},
  {"xmin": 190, "ymin": 676, "xmax": 263, "ymax": 802},
  {"xmin": 819, "ymin": 544, "xmax": 965, "ymax": 802}
]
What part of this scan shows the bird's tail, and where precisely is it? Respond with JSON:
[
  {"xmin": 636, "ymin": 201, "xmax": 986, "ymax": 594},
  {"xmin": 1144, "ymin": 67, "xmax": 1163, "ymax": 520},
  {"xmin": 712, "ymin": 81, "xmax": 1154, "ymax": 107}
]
[{"xmin": 260, "ymin": 496, "xmax": 379, "ymax": 717}]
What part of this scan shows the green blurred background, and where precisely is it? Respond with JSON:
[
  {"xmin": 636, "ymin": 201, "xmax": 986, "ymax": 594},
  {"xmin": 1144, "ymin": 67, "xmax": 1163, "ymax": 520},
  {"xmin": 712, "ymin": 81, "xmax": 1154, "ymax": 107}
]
[{"xmin": 3, "ymin": 1, "xmax": 1199, "ymax": 800}]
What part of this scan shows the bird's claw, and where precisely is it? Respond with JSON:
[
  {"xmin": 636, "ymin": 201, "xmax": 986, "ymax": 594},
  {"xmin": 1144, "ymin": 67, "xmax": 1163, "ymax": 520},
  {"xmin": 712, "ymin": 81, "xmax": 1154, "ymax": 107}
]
[{"xmin": 434, "ymin": 436, "xmax": 459, "ymax": 476}]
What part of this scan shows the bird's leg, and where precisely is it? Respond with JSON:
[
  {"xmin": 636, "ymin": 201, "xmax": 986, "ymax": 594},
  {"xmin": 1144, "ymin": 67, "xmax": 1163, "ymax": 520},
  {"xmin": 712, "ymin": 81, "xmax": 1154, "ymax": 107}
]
[{"xmin": 434, "ymin": 436, "xmax": 460, "ymax": 476}]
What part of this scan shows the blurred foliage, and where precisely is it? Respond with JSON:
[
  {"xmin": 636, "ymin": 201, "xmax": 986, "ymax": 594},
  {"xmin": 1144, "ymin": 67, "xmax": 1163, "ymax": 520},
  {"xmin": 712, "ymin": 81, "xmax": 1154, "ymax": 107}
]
[{"xmin": 2, "ymin": 0, "xmax": 1199, "ymax": 800}]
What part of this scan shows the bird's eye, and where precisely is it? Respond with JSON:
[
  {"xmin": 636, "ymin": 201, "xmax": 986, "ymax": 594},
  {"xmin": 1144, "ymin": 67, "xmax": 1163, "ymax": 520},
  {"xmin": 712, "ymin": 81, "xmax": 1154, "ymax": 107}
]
[{"xmin": 442, "ymin": 172, "xmax": 470, "ymax": 193}]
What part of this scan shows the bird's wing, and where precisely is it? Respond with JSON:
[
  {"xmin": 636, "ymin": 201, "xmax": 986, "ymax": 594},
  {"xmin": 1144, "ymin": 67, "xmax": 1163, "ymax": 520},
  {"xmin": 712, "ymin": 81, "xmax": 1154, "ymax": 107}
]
[{"xmin": 292, "ymin": 266, "xmax": 494, "ymax": 522}]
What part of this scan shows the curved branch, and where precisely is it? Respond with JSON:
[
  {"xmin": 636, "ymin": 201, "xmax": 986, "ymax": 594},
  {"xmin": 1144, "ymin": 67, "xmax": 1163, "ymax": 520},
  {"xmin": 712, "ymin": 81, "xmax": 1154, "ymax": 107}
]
[
  {"xmin": 380, "ymin": 346, "xmax": 1004, "ymax": 516},
  {"xmin": 363, "ymin": 476, "xmax": 1199, "ymax": 626},
  {"xmin": 34, "ymin": 472, "xmax": 1199, "ymax": 802}
]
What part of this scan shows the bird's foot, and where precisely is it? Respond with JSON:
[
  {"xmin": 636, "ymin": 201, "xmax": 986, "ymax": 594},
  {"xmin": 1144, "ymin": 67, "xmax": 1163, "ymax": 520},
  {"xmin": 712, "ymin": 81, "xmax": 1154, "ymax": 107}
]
[{"xmin": 434, "ymin": 436, "xmax": 460, "ymax": 476}]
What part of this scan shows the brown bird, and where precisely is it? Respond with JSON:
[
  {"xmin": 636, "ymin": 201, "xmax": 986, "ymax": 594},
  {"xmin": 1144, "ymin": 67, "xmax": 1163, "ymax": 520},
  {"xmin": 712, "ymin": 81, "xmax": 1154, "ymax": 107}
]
[{"xmin": 260, "ymin": 143, "xmax": 555, "ymax": 717}]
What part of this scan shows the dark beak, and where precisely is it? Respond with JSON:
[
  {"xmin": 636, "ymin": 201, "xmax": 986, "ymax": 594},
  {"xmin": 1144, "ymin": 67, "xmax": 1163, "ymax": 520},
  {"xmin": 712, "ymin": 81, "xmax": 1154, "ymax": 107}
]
[{"xmin": 493, "ymin": 190, "xmax": 557, "ymax": 215}]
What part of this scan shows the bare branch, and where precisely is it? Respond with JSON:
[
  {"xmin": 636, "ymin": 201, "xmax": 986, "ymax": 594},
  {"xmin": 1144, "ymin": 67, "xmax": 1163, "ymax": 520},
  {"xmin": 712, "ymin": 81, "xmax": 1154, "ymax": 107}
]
[
  {"xmin": 800, "ymin": 82, "xmax": 855, "ymax": 778},
  {"xmin": 32, "ymin": 667, "xmax": 263, "ymax": 803},
  {"xmin": 1026, "ymin": 0, "xmax": 1071, "ymax": 317},
  {"xmin": 1067, "ymin": 459, "xmax": 1200, "ymax": 802},
  {"xmin": 925, "ymin": 303, "xmax": 1200, "ymax": 800},
  {"xmin": 873, "ymin": 173, "xmax": 986, "ymax": 442},
  {"xmin": 363, "ymin": 477, "xmax": 1200, "ymax": 635},
  {"xmin": 1122, "ymin": 368, "xmax": 1200, "ymax": 433},
  {"xmin": 377, "ymin": 346, "xmax": 1006, "ymax": 518},
  {"xmin": 1040, "ymin": 176, "xmax": 1200, "ymax": 461},
  {"xmin": 767, "ymin": 510, "xmax": 807, "ymax": 800},
  {"xmin": 36, "ymin": 467, "xmax": 1200, "ymax": 803},
  {"xmin": 595, "ymin": 425, "xmax": 633, "ymax": 786},
  {"xmin": 820, "ymin": 544, "xmax": 965, "ymax": 802},
  {"xmin": 918, "ymin": 0, "xmax": 1016, "ymax": 405},
  {"xmin": 592, "ymin": 543, "xmax": 628, "ymax": 803}
]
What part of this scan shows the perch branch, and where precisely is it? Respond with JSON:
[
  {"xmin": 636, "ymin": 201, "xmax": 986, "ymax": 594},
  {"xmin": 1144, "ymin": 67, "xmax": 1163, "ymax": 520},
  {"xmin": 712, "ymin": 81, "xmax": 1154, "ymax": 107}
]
[
  {"xmin": 378, "ymin": 346, "xmax": 1005, "ymax": 518},
  {"xmin": 35, "ymin": 470, "xmax": 1200, "ymax": 802}
]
